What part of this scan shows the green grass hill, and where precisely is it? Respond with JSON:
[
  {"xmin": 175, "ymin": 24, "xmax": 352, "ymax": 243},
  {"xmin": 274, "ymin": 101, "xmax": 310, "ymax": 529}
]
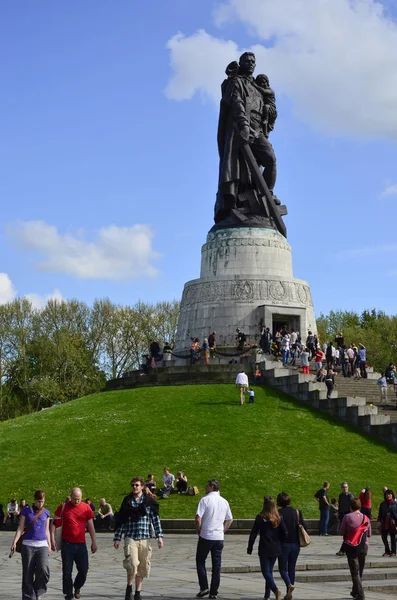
[{"xmin": 0, "ymin": 384, "xmax": 395, "ymax": 518}]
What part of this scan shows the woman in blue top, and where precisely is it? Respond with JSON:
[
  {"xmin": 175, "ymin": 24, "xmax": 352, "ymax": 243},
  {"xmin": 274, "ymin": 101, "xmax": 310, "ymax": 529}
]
[
  {"xmin": 247, "ymin": 495, "xmax": 287, "ymax": 600},
  {"xmin": 11, "ymin": 489, "xmax": 51, "ymax": 600}
]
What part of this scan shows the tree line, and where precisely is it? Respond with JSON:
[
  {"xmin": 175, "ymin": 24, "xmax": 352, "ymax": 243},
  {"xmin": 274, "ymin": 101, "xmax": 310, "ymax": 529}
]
[
  {"xmin": 316, "ymin": 309, "xmax": 397, "ymax": 372},
  {"xmin": 1, "ymin": 302, "xmax": 394, "ymax": 421},
  {"xmin": 0, "ymin": 298, "xmax": 179, "ymax": 420}
]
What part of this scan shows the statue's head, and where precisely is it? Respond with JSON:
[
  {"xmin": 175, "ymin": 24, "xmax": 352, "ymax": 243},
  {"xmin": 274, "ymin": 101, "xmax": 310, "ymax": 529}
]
[
  {"xmin": 256, "ymin": 74, "xmax": 270, "ymax": 89},
  {"xmin": 239, "ymin": 52, "xmax": 256, "ymax": 76},
  {"xmin": 225, "ymin": 61, "xmax": 239, "ymax": 77}
]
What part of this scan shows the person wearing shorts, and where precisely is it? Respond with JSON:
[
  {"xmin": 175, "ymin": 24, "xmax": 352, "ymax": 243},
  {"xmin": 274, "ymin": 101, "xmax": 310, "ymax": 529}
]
[{"xmin": 114, "ymin": 476, "xmax": 163, "ymax": 600}]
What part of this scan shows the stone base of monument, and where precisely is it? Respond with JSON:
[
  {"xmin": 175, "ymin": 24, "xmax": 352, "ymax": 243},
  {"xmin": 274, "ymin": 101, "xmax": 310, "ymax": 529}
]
[{"xmin": 174, "ymin": 227, "xmax": 316, "ymax": 353}]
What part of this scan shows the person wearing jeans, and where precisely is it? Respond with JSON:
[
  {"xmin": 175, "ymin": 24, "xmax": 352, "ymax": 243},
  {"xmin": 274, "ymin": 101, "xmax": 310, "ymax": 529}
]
[
  {"xmin": 315, "ymin": 482, "xmax": 330, "ymax": 536},
  {"xmin": 195, "ymin": 479, "xmax": 233, "ymax": 599},
  {"xmin": 277, "ymin": 492, "xmax": 307, "ymax": 600},
  {"xmin": 51, "ymin": 487, "xmax": 97, "ymax": 600},
  {"xmin": 61, "ymin": 541, "xmax": 89, "ymax": 598},
  {"xmin": 248, "ymin": 495, "xmax": 287, "ymax": 600}
]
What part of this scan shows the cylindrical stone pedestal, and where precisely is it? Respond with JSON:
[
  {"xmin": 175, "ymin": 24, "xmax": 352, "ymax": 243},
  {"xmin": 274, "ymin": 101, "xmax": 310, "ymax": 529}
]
[{"xmin": 174, "ymin": 228, "xmax": 316, "ymax": 351}]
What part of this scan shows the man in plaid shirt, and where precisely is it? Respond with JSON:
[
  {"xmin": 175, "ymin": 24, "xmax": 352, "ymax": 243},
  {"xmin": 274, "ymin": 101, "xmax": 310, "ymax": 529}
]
[{"xmin": 114, "ymin": 476, "xmax": 164, "ymax": 600}]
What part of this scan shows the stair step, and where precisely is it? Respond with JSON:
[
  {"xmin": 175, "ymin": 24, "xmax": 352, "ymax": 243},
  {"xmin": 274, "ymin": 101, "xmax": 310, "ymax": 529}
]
[
  {"xmin": 221, "ymin": 560, "xmax": 397, "ymax": 574},
  {"xmin": 295, "ymin": 567, "xmax": 397, "ymax": 583}
]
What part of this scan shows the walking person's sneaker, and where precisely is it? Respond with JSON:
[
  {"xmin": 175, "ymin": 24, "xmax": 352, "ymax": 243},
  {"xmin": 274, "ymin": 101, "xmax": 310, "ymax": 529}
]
[
  {"xmin": 74, "ymin": 590, "xmax": 81, "ymax": 599},
  {"xmin": 125, "ymin": 584, "xmax": 133, "ymax": 600},
  {"xmin": 275, "ymin": 591, "xmax": 282, "ymax": 600},
  {"xmin": 209, "ymin": 595, "xmax": 218, "ymax": 599},
  {"xmin": 336, "ymin": 550, "xmax": 345, "ymax": 556},
  {"xmin": 134, "ymin": 592, "xmax": 142, "ymax": 600},
  {"xmin": 196, "ymin": 591, "xmax": 210, "ymax": 599}
]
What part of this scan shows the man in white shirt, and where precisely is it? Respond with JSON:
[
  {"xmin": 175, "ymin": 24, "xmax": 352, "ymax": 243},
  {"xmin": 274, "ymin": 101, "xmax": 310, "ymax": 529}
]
[
  {"xmin": 235, "ymin": 370, "xmax": 249, "ymax": 405},
  {"xmin": 195, "ymin": 480, "xmax": 233, "ymax": 599}
]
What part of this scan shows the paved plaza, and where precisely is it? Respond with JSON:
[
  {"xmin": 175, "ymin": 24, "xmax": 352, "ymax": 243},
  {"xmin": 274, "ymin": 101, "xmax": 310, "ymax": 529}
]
[{"xmin": 0, "ymin": 532, "xmax": 392, "ymax": 600}]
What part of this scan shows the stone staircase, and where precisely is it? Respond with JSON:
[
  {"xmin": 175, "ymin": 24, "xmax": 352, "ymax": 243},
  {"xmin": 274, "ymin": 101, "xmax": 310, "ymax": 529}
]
[
  {"xmin": 222, "ymin": 557, "xmax": 397, "ymax": 593},
  {"xmin": 259, "ymin": 357, "xmax": 397, "ymax": 447}
]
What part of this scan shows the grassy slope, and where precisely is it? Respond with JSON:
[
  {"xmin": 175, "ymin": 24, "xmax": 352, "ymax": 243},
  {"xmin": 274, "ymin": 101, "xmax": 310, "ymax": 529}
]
[{"xmin": 0, "ymin": 384, "xmax": 395, "ymax": 518}]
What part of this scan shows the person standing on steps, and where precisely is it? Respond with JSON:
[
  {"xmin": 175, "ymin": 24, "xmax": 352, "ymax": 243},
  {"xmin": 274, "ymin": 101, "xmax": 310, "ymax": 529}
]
[
  {"xmin": 315, "ymin": 482, "xmax": 330, "ymax": 536},
  {"xmin": 336, "ymin": 482, "xmax": 355, "ymax": 556},
  {"xmin": 247, "ymin": 495, "xmax": 287, "ymax": 600},
  {"xmin": 340, "ymin": 498, "xmax": 371, "ymax": 600},
  {"xmin": 51, "ymin": 487, "xmax": 97, "ymax": 600},
  {"xmin": 325, "ymin": 369, "xmax": 335, "ymax": 399},
  {"xmin": 377, "ymin": 372, "xmax": 388, "ymax": 404},
  {"xmin": 358, "ymin": 344, "xmax": 367, "ymax": 378},
  {"xmin": 195, "ymin": 479, "xmax": 233, "ymax": 599},
  {"xmin": 300, "ymin": 347, "xmax": 310, "ymax": 375},
  {"xmin": 208, "ymin": 331, "xmax": 216, "ymax": 358},
  {"xmin": 113, "ymin": 476, "xmax": 164, "ymax": 600}
]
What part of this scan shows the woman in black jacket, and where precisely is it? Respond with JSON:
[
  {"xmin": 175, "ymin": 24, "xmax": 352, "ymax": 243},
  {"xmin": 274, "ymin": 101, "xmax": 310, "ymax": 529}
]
[
  {"xmin": 277, "ymin": 492, "xmax": 307, "ymax": 600},
  {"xmin": 247, "ymin": 495, "xmax": 287, "ymax": 600},
  {"xmin": 377, "ymin": 489, "xmax": 397, "ymax": 556}
]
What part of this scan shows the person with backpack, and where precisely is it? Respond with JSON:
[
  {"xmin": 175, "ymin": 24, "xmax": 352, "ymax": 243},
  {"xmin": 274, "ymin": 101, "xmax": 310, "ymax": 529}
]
[
  {"xmin": 305, "ymin": 331, "xmax": 315, "ymax": 360},
  {"xmin": 377, "ymin": 489, "xmax": 397, "ymax": 556},
  {"xmin": 340, "ymin": 497, "xmax": 371, "ymax": 600}
]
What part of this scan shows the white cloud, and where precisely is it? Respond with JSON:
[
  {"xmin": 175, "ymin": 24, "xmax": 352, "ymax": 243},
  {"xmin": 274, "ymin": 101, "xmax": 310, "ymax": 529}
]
[
  {"xmin": 25, "ymin": 289, "xmax": 64, "ymax": 310},
  {"xmin": 0, "ymin": 273, "xmax": 17, "ymax": 304},
  {"xmin": 165, "ymin": 30, "xmax": 239, "ymax": 103},
  {"xmin": 380, "ymin": 184, "xmax": 397, "ymax": 198},
  {"xmin": 7, "ymin": 221, "xmax": 161, "ymax": 281},
  {"xmin": 166, "ymin": 0, "xmax": 397, "ymax": 139}
]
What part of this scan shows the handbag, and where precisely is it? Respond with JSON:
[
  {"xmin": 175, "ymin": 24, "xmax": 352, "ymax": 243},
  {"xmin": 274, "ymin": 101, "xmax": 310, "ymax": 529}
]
[
  {"xmin": 297, "ymin": 510, "xmax": 311, "ymax": 547},
  {"xmin": 15, "ymin": 508, "xmax": 45, "ymax": 553},
  {"xmin": 54, "ymin": 502, "xmax": 66, "ymax": 550}
]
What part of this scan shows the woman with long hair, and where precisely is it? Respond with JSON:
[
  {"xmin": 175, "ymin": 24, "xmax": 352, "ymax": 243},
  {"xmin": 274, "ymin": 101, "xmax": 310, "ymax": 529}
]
[
  {"xmin": 359, "ymin": 487, "xmax": 372, "ymax": 519},
  {"xmin": 276, "ymin": 492, "xmax": 307, "ymax": 600},
  {"xmin": 11, "ymin": 489, "xmax": 51, "ymax": 599},
  {"xmin": 377, "ymin": 489, "xmax": 397, "ymax": 556},
  {"xmin": 247, "ymin": 495, "xmax": 287, "ymax": 600}
]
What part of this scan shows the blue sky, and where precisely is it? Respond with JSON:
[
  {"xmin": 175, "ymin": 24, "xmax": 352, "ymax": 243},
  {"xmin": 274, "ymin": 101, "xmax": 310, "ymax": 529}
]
[{"xmin": 1, "ymin": 0, "xmax": 397, "ymax": 315}]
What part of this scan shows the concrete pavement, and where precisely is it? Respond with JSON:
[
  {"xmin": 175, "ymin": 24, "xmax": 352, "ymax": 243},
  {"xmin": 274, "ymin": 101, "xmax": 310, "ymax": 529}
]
[{"xmin": 0, "ymin": 532, "xmax": 393, "ymax": 600}]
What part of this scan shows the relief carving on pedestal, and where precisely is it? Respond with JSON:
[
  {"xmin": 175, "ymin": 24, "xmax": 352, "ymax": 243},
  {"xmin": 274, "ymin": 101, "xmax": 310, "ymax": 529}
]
[
  {"xmin": 181, "ymin": 279, "xmax": 313, "ymax": 307},
  {"xmin": 205, "ymin": 236, "xmax": 291, "ymax": 253},
  {"xmin": 233, "ymin": 280, "xmax": 254, "ymax": 300},
  {"xmin": 296, "ymin": 284, "xmax": 308, "ymax": 304},
  {"xmin": 269, "ymin": 281, "xmax": 286, "ymax": 301}
]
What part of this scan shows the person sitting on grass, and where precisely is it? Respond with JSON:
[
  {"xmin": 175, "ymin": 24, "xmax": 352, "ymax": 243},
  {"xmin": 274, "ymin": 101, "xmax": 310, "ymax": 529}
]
[
  {"xmin": 176, "ymin": 472, "xmax": 188, "ymax": 494},
  {"xmin": 161, "ymin": 467, "xmax": 175, "ymax": 498},
  {"xmin": 145, "ymin": 474, "xmax": 156, "ymax": 494},
  {"xmin": 97, "ymin": 498, "xmax": 114, "ymax": 524},
  {"xmin": 3, "ymin": 498, "xmax": 19, "ymax": 525}
]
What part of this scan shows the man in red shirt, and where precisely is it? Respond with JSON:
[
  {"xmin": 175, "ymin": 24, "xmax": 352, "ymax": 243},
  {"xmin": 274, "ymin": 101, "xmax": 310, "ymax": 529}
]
[{"xmin": 50, "ymin": 488, "xmax": 97, "ymax": 600}]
